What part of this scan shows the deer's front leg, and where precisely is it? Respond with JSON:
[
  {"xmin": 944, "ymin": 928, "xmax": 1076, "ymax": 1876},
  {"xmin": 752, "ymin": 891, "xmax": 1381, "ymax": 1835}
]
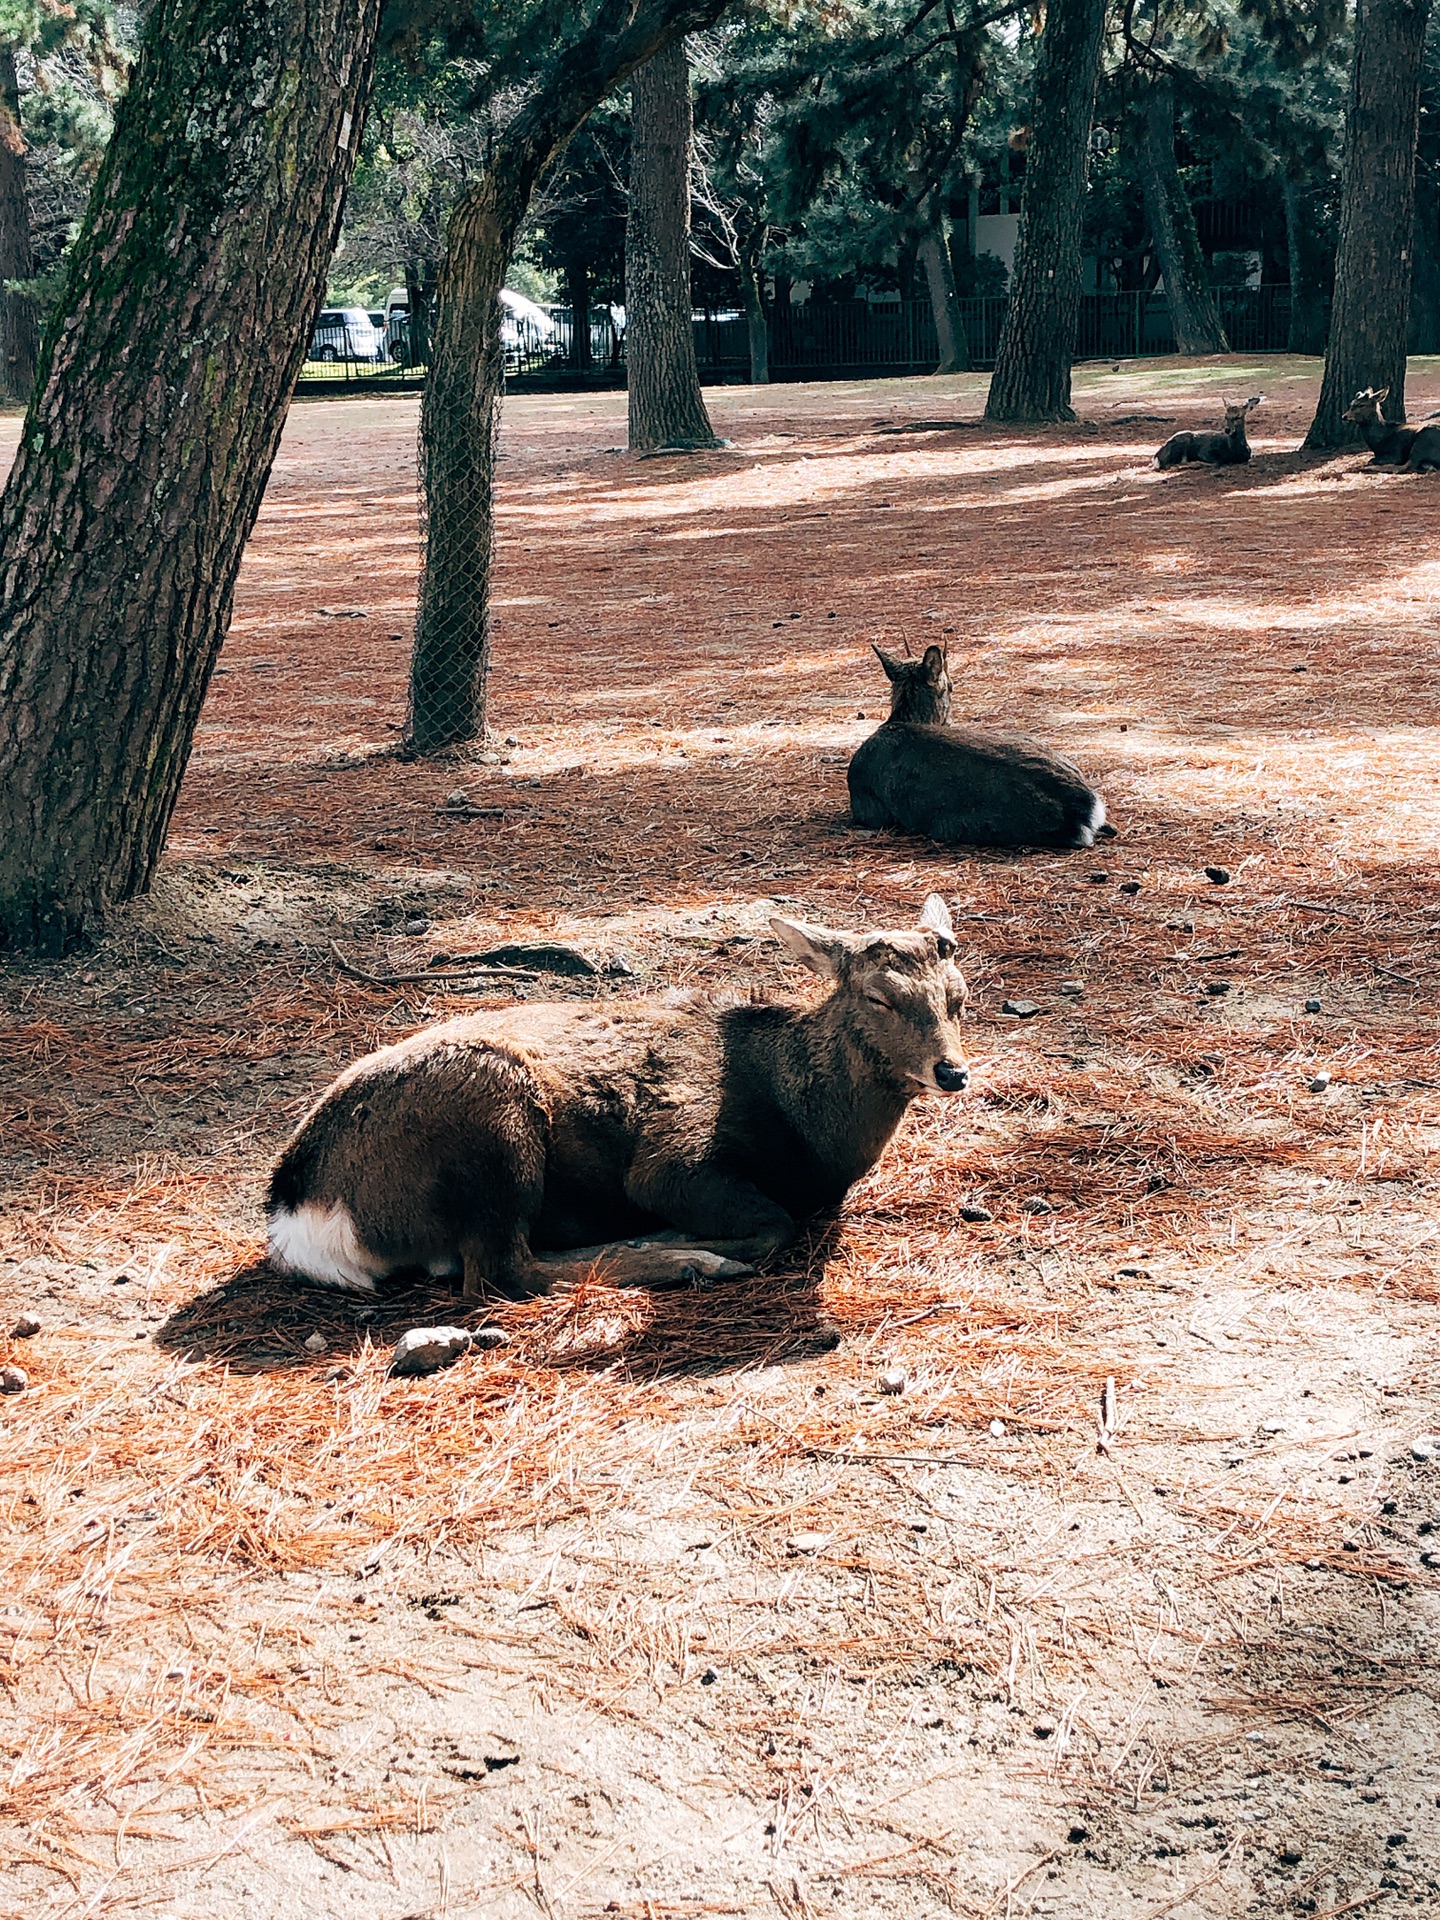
[{"xmin": 625, "ymin": 1159, "xmax": 797, "ymax": 1268}]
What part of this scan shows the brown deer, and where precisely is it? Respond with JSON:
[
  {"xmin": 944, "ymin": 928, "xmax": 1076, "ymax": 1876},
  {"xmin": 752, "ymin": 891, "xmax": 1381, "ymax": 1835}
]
[
  {"xmin": 847, "ymin": 644, "xmax": 1107, "ymax": 849},
  {"xmin": 1155, "ymin": 394, "xmax": 1263, "ymax": 469},
  {"xmin": 1341, "ymin": 387, "xmax": 1440, "ymax": 471},
  {"xmin": 267, "ymin": 896, "xmax": 970, "ymax": 1297}
]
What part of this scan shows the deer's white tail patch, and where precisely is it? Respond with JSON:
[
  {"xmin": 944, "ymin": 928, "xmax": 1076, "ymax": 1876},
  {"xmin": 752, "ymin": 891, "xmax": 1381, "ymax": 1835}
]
[
  {"xmin": 267, "ymin": 1201, "xmax": 381, "ymax": 1293},
  {"xmin": 1074, "ymin": 793, "xmax": 1106, "ymax": 848}
]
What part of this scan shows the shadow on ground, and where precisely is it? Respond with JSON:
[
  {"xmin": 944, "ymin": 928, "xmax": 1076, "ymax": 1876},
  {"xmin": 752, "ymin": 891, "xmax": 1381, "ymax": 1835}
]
[{"xmin": 154, "ymin": 1219, "xmax": 847, "ymax": 1382}]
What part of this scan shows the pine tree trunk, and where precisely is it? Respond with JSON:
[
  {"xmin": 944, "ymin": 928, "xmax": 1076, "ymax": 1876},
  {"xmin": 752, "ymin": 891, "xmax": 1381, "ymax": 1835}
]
[
  {"xmin": 1306, "ymin": 0, "xmax": 1432, "ymax": 447},
  {"xmin": 739, "ymin": 245, "xmax": 769, "ymax": 383},
  {"xmin": 1137, "ymin": 78, "xmax": 1228, "ymax": 355},
  {"xmin": 920, "ymin": 213, "xmax": 969, "ymax": 374},
  {"xmin": 1409, "ymin": 179, "xmax": 1440, "ymax": 351},
  {"xmin": 1281, "ymin": 172, "xmax": 1331, "ymax": 355},
  {"xmin": 626, "ymin": 38, "xmax": 716, "ymax": 450},
  {"xmin": 0, "ymin": 44, "xmax": 38, "ymax": 403},
  {"xmin": 404, "ymin": 261, "xmax": 433, "ymax": 365},
  {"xmin": 984, "ymin": 0, "xmax": 1106, "ymax": 422},
  {"xmin": 409, "ymin": 173, "xmax": 513, "ymax": 755},
  {"xmin": 0, "ymin": 0, "xmax": 382, "ymax": 953},
  {"xmin": 407, "ymin": 2, "xmax": 733, "ymax": 754},
  {"xmin": 565, "ymin": 259, "xmax": 593, "ymax": 370}
]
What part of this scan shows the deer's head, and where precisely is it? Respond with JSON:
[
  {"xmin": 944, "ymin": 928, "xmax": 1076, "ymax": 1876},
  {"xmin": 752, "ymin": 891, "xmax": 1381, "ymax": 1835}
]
[
  {"xmin": 872, "ymin": 642, "xmax": 951, "ymax": 726},
  {"xmin": 1343, "ymin": 386, "xmax": 1389, "ymax": 427},
  {"xmin": 771, "ymin": 894, "xmax": 971, "ymax": 1096},
  {"xmin": 1223, "ymin": 394, "xmax": 1264, "ymax": 433}
]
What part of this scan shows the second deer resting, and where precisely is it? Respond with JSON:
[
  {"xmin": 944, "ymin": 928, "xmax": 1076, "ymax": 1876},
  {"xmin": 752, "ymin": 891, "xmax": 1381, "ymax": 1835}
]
[
  {"xmin": 268, "ymin": 896, "xmax": 971, "ymax": 1296},
  {"xmin": 1341, "ymin": 386, "xmax": 1440, "ymax": 472},
  {"xmin": 848, "ymin": 645, "xmax": 1107, "ymax": 849},
  {"xmin": 1155, "ymin": 394, "xmax": 1263, "ymax": 469}
]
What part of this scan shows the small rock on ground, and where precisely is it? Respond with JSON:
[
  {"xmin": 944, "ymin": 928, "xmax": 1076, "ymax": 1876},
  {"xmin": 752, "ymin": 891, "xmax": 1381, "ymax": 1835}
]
[
  {"xmin": 1003, "ymin": 999, "xmax": 1042, "ymax": 1018},
  {"xmin": 1, "ymin": 1365, "xmax": 27, "ymax": 1393},
  {"xmin": 12, "ymin": 1314, "xmax": 41, "ymax": 1338},
  {"xmin": 471, "ymin": 1327, "xmax": 511, "ymax": 1351},
  {"xmin": 390, "ymin": 1326, "xmax": 473, "ymax": 1377},
  {"xmin": 877, "ymin": 1366, "xmax": 908, "ymax": 1396}
]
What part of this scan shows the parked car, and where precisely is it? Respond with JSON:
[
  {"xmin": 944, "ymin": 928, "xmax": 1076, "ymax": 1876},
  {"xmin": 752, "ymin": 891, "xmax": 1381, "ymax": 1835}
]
[
  {"xmin": 309, "ymin": 308, "xmax": 382, "ymax": 363},
  {"xmin": 379, "ymin": 289, "xmax": 556, "ymax": 369}
]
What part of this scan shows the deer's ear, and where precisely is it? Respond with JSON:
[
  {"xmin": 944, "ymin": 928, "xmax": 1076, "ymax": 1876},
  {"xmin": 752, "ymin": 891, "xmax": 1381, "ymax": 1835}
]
[
  {"xmin": 872, "ymin": 644, "xmax": 903, "ymax": 682},
  {"xmin": 771, "ymin": 917, "xmax": 852, "ymax": 979},
  {"xmin": 919, "ymin": 893, "xmax": 957, "ymax": 955},
  {"xmin": 1374, "ymin": 386, "xmax": 1390, "ymax": 403},
  {"xmin": 1246, "ymin": 394, "xmax": 1264, "ymax": 409},
  {"xmin": 921, "ymin": 644, "xmax": 946, "ymax": 679}
]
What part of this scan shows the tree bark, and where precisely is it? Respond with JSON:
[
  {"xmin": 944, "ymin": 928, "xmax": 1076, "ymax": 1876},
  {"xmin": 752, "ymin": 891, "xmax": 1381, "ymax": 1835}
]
[
  {"xmin": 408, "ymin": 0, "xmax": 733, "ymax": 755},
  {"xmin": 404, "ymin": 260, "xmax": 433, "ymax": 366},
  {"xmin": 984, "ymin": 0, "xmax": 1106, "ymax": 422},
  {"xmin": 1306, "ymin": 0, "xmax": 1432, "ymax": 447},
  {"xmin": 626, "ymin": 38, "xmax": 716, "ymax": 450},
  {"xmin": 565, "ymin": 257, "xmax": 593, "ymax": 370},
  {"xmin": 1137, "ymin": 77, "xmax": 1228, "ymax": 355},
  {"xmin": 0, "ymin": 44, "xmax": 39, "ymax": 402},
  {"xmin": 1281, "ymin": 171, "xmax": 1331, "ymax": 355},
  {"xmin": 0, "ymin": 0, "xmax": 382, "ymax": 953},
  {"xmin": 1409, "ymin": 178, "xmax": 1440, "ymax": 351},
  {"xmin": 739, "ymin": 242, "xmax": 769, "ymax": 383},
  {"xmin": 920, "ymin": 210, "xmax": 969, "ymax": 373}
]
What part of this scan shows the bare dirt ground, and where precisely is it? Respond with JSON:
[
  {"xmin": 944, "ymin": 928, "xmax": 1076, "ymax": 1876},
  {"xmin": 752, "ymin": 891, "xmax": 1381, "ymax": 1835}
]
[{"xmin": 3, "ymin": 357, "xmax": 1440, "ymax": 1920}]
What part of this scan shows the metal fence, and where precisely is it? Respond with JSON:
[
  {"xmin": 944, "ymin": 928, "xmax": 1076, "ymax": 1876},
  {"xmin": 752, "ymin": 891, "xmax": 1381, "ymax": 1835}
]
[{"xmin": 297, "ymin": 285, "xmax": 1299, "ymax": 392}]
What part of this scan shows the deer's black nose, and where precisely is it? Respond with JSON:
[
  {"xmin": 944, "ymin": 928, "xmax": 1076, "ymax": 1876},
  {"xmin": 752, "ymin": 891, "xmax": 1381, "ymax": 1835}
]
[{"xmin": 934, "ymin": 1060, "xmax": 969, "ymax": 1093}]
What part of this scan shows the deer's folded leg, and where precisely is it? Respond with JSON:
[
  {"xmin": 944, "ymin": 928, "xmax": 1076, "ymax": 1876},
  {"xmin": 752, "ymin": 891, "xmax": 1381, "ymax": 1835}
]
[
  {"xmin": 525, "ymin": 1242, "xmax": 753, "ymax": 1290},
  {"xmin": 625, "ymin": 1162, "xmax": 797, "ymax": 1267}
]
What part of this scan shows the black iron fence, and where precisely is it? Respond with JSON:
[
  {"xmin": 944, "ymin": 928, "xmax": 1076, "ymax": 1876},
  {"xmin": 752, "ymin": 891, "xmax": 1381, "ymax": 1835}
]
[{"xmin": 297, "ymin": 285, "xmax": 1298, "ymax": 392}]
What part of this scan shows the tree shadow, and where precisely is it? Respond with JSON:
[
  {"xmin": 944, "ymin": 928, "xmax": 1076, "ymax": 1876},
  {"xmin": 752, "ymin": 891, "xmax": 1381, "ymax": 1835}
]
[{"xmin": 152, "ymin": 1218, "xmax": 847, "ymax": 1383}]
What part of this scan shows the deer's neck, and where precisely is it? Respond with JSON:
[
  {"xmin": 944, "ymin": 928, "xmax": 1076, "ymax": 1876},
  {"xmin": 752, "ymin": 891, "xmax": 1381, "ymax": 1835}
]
[
  {"xmin": 775, "ymin": 994, "xmax": 914, "ymax": 1181},
  {"xmin": 1229, "ymin": 422, "xmax": 1249, "ymax": 454},
  {"xmin": 888, "ymin": 684, "xmax": 951, "ymax": 726}
]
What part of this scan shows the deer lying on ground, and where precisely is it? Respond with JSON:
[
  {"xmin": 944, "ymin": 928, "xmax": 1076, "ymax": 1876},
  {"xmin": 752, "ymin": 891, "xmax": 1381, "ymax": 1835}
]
[
  {"xmin": 847, "ymin": 644, "xmax": 1108, "ymax": 850},
  {"xmin": 1341, "ymin": 387, "xmax": 1440, "ymax": 471},
  {"xmin": 1155, "ymin": 394, "xmax": 1263, "ymax": 470},
  {"xmin": 267, "ymin": 896, "xmax": 970, "ymax": 1297}
]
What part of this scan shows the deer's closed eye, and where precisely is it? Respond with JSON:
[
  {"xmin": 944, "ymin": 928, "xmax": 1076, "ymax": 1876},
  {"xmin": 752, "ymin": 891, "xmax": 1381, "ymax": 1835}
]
[{"xmin": 865, "ymin": 989, "xmax": 892, "ymax": 1011}]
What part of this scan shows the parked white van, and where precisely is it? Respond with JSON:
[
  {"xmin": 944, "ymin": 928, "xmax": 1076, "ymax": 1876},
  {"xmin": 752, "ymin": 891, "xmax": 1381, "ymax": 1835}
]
[{"xmin": 309, "ymin": 308, "xmax": 382, "ymax": 362}]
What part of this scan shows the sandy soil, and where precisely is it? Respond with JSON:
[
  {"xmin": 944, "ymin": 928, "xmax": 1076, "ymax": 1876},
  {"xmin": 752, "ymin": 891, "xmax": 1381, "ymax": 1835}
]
[{"xmin": 2, "ymin": 358, "xmax": 1440, "ymax": 1919}]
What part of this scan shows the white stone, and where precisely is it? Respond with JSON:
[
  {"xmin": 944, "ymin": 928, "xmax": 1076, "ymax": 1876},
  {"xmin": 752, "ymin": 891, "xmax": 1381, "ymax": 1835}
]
[{"xmin": 390, "ymin": 1326, "xmax": 472, "ymax": 1377}]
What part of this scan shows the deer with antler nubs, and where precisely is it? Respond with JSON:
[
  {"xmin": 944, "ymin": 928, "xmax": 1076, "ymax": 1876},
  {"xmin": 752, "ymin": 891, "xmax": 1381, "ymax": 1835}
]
[
  {"xmin": 268, "ymin": 897, "xmax": 972, "ymax": 1298},
  {"xmin": 1155, "ymin": 394, "xmax": 1264, "ymax": 470},
  {"xmin": 847, "ymin": 642, "xmax": 1108, "ymax": 850},
  {"xmin": 1342, "ymin": 387, "xmax": 1440, "ymax": 472}
]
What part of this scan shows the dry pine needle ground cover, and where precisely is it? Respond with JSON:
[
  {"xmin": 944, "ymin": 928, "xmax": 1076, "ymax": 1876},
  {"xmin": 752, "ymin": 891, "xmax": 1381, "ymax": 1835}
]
[{"xmin": 2, "ymin": 356, "xmax": 1440, "ymax": 1919}]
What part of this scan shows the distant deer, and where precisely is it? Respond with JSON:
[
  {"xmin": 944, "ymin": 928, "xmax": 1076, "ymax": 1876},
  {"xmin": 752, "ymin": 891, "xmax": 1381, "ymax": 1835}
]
[
  {"xmin": 1341, "ymin": 387, "xmax": 1440, "ymax": 471},
  {"xmin": 847, "ymin": 644, "xmax": 1108, "ymax": 849},
  {"xmin": 267, "ymin": 896, "xmax": 970, "ymax": 1297},
  {"xmin": 1155, "ymin": 394, "xmax": 1264, "ymax": 469}
]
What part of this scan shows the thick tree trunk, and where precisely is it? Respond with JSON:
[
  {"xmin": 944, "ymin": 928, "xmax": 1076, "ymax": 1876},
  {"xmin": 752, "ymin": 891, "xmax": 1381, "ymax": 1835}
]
[
  {"xmin": 1137, "ymin": 78, "xmax": 1228, "ymax": 355},
  {"xmin": 739, "ymin": 246, "xmax": 769, "ymax": 384},
  {"xmin": 0, "ymin": 0, "xmax": 382, "ymax": 953},
  {"xmin": 920, "ymin": 213, "xmax": 969, "ymax": 373},
  {"xmin": 1281, "ymin": 172, "xmax": 1331, "ymax": 355},
  {"xmin": 626, "ymin": 38, "xmax": 716, "ymax": 450},
  {"xmin": 0, "ymin": 44, "xmax": 39, "ymax": 402},
  {"xmin": 984, "ymin": 0, "xmax": 1106, "ymax": 422},
  {"xmin": 408, "ymin": 0, "xmax": 732, "ymax": 754},
  {"xmin": 1409, "ymin": 180, "xmax": 1440, "ymax": 351},
  {"xmin": 1306, "ymin": 0, "xmax": 1432, "ymax": 448}
]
